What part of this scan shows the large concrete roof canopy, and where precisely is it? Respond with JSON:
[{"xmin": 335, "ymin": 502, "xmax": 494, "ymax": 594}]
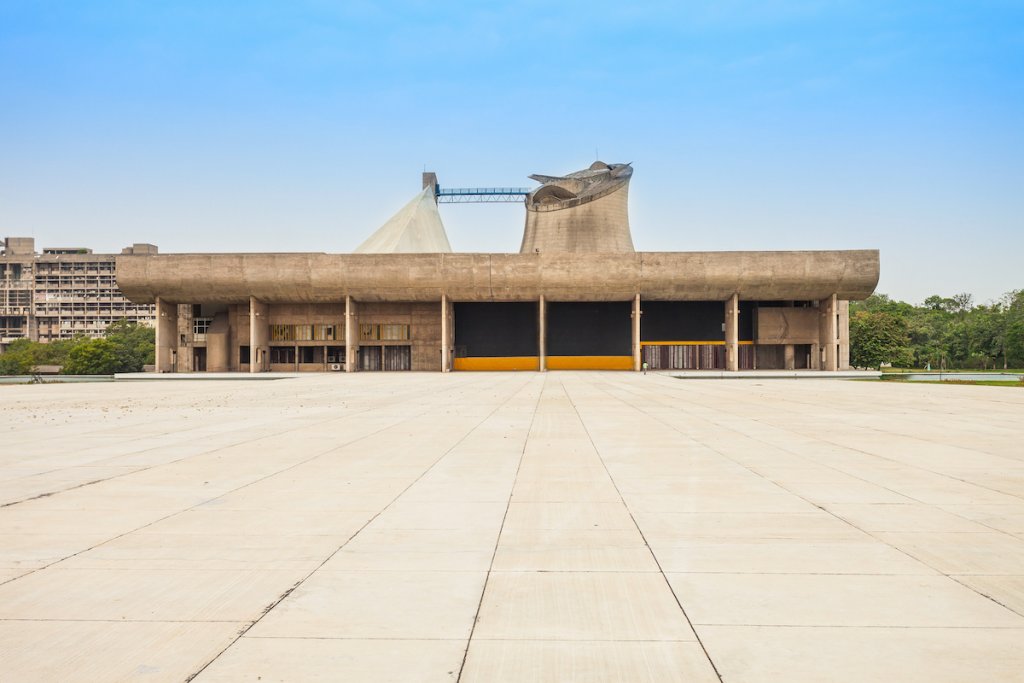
[{"xmin": 115, "ymin": 250, "xmax": 881, "ymax": 305}]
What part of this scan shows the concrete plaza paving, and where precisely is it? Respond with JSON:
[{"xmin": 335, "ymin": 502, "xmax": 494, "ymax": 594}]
[{"xmin": 1, "ymin": 372, "xmax": 1023, "ymax": 682}]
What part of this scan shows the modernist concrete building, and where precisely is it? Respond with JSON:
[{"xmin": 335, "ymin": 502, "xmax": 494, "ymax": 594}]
[
  {"xmin": 115, "ymin": 163, "xmax": 879, "ymax": 373},
  {"xmin": 1, "ymin": 237, "xmax": 157, "ymax": 352}
]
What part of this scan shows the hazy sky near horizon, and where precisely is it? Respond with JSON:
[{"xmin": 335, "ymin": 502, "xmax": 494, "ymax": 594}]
[{"xmin": 2, "ymin": 1, "xmax": 1022, "ymax": 304}]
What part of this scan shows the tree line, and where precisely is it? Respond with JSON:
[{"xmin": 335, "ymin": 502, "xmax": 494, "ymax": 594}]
[
  {"xmin": 0, "ymin": 320, "xmax": 155, "ymax": 375},
  {"xmin": 850, "ymin": 290, "xmax": 1024, "ymax": 370}
]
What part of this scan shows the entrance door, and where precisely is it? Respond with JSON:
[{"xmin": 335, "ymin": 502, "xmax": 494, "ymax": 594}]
[
  {"xmin": 360, "ymin": 346, "xmax": 382, "ymax": 371},
  {"xmin": 193, "ymin": 347, "xmax": 207, "ymax": 372},
  {"xmin": 383, "ymin": 345, "xmax": 412, "ymax": 371}
]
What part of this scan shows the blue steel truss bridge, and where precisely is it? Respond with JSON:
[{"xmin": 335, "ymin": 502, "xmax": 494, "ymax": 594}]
[{"xmin": 435, "ymin": 187, "xmax": 530, "ymax": 203}]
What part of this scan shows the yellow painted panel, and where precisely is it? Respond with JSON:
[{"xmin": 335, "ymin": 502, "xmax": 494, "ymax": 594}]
[
  {"xmin": 454, "ymin": 356, "xmax": 540, "ymax": 371},
  {"xmin": 546, "ymin": 356, "xmax": 633, "ymax": 370}
]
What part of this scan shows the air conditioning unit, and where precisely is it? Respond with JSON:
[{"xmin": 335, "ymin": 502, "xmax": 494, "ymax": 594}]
[{"xmin": 329, "ymin": 363, "xmax": 342, "ymax": 371}]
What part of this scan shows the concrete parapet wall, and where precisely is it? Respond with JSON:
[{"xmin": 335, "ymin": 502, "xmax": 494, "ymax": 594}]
[{"xmin": 116, "ymin": 250, "xmax": 880, "ymax": 304}]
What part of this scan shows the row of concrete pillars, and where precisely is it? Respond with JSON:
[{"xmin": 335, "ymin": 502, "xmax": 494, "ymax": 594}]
[{"xmin": 156, "ymin": 293, "xmax": 843, "ymax": 373}]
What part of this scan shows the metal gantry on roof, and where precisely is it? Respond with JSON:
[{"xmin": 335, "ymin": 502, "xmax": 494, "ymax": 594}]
[{"xmin": 435, "ymin": 186, "xmax": 530, "ymax": 203}]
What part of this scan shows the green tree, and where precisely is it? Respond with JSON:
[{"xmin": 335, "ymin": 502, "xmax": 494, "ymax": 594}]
[
  {"xmin": 60, "ymin": 322, "xmax": 155, "ymax": 375},
  {"xmin": 1004, "ymin": 290, "xmax": 1024, "ymax": 367},
  {"xmin": 850, "ymin": 310, "xmax": 913, "ymax": 369},
  {"xmin": 849, "ymin": 290, "xmax": 1024, "ymax": 369},
  {"xmin": 33, "ymin": 338, "xmax": 83, "ymax": 366},
  {"xmin": 0, "ymin": 338, "xmax": 37, "ymax": 374},
  {"xmin": 852, "ymin": 294, "xmax": 914, "ymax": 317},
  {"xmin": 104, "ymin": 320, "xmax": 155, "ymax": 370},
  {"xmin": 61, "ymin": 338, "xmax": 123, "ymax": 375}
]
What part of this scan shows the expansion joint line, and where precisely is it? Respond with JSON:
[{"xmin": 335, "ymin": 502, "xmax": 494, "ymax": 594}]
[
  {"xmin": 186, "ymin": 374, "xmax": 540, "ymax": 682},
  {"xmin": 0, "ymin": 408, "xmax": 376, "ymax": 511},
  {"xmin": 719, "ymin": 384, "xmax": 1024, "ymax": 505},
  {"xmin": 1, "ymin": 372, "xmax": 492, "ymax": 511},
  {"xmin": 456, "ymin": 374, "xmax": 545, "ymax": 683},
  {"xmin": 564, "ymin": 375, "xmax": 725, "ymax": 683},
  {"xmin": 595, "ymin": 374, "xmax": 1024, "ymax": 621},
  {"xmin": 0, "ymin": 376, "xmax": 497, "ymax": 590},
  {"xmin": 0, "ymin": 407, "xmax": 379, "ymax": 588}
]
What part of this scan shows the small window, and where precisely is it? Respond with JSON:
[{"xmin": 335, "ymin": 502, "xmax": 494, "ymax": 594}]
[
  {"xmin": 193, "ymin": 318, "xmax": 212, "ymax": 336},
  {"xmin": 270, "ymin": 346, "xmax": 295, "ymax": 364}
]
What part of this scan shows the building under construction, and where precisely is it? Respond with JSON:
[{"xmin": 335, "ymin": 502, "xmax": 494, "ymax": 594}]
[{"xmin": 116, "ymin": 162, "xmax": 879, "ymax": 373}]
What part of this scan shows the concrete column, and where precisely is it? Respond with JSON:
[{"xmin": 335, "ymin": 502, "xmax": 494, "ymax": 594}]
[
  {"xmin": 819, "ymin": 293, "xmax": 839, "ymax": 371},
  {"xmin": 155, "ymin": 297, "xmax": 178, "ymax": 373},
  {"xmin": 784, "ymin": 344, "xmax": 795, "ymax": 370},
  {"xmin": 725, "ymin": 293, "xmax": 739, "ymax": 372},
  {"xmin": 345, "ymin": 295, "xmax": 356, "ymax": 372},
  {"xmin": 249, "ymin": 296, "xmax": 269, "ymax": 373},
  {"xmin": 177, "ymin": 304, "xmax": 193, "ymax": 373},
  {"xmin": 632, "ymin": 294, "xmax": 642, "ymax": 372},
  {"xmin": 838, "ymin": 300, "xmax": 851, "ymax": 370},
  {"xmin": 538, "ymin": 295, "xmax": 547, "ymax": 372},
  {"xmin": 440, "ymin": 294, "xmax": 451, "ymax": 372}
]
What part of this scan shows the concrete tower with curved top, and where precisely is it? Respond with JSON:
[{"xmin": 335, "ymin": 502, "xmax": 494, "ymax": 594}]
[{"xmin": 520, "ymin": 161, "xmax": 634, "ymax": 253}]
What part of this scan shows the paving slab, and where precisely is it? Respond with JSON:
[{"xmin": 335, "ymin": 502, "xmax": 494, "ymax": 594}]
[
  {"xmin": 652, "ymin": 538, "xmax": 935, "ymax": 574},
  {"xmin": 953, "ymin": 574, "xmax": 1024, "ymax": 614},
  {"xmin": 246, "ymin": 569, "xmax": 488, "ymax": 640},
  {"xmin": 827, "ymin": 502, "xmax": 995, "ymax": 532},
  {"xmin": 460, "ymin": 641, "xmax": 719, "ymax": 683},
  {"xmin": 698, "ymin": 626, "xmax": 1024, "ymax": 683},
  {"xmin": 0, "ymin": 620, "xmax": 245, "ymax": 682},
  {"xmin": 492, "ymin": 528, "xmax": 659, "ymax": 572},
  {"xmin": 0, "ymin": 565, "xmax": 303, "ymax": 621},
  {"xmin": 0, "ymin": 372, "xmax": 1023, "ymax": 681},
  {"xmin": 322, "ymin": 528, "xmax": 498, "ymax": 571},
  {"xmin": 474, "ymin": 571, "xmax": 698, "ymax": 641},
  {"xmin": 197, "ymin": 638, "xmax": 468, "ymax": 682},
  {"xmin": 668, "ymin": 572, "xmax": 1024, "ymax": 627}
]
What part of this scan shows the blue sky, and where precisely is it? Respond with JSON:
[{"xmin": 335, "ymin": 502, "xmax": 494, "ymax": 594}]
[{"xmin": 1, "ymin": 1, "xmax": 1022, "ymax": 303}]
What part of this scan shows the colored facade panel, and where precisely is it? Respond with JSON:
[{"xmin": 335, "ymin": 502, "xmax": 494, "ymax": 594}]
[
  {"xmin": 546, "ymin": 356, "xmax": 632, "ymax": 370},
  {"xmin": 453, "ymin": 356, "xmax": 539, "ymax": 371}
]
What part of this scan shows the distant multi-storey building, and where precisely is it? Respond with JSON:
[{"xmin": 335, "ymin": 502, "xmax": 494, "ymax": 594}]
[{"xmin": 0, "ymin": 237, "xmax": 157, "ymax": 351}]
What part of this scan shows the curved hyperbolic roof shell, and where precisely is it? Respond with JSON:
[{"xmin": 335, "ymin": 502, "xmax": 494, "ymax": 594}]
[
  {"xmin": 521, "ymin": 161, "xmax": 635, "ymax": 253},
  {"xmin": 526, "ymin": 162, "xmax": 633, "ymax": 212}
]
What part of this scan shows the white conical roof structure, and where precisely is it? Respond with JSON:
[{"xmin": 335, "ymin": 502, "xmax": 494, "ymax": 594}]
[{"xmin": 354, "ymin": 186, "xmax": 452, "ymax": 253}]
